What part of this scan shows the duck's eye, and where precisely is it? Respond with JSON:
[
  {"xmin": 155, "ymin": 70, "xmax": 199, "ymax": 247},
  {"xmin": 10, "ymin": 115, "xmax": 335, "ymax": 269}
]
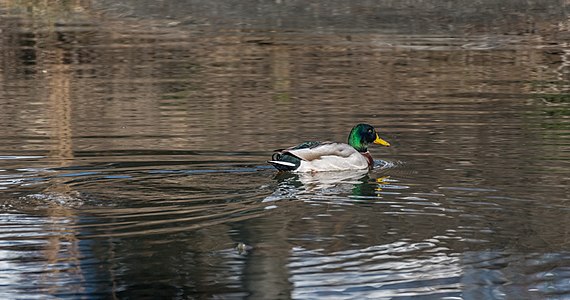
[{"xmin": 368, "ymin": 129, "xmax": 373, "ymax": 133}]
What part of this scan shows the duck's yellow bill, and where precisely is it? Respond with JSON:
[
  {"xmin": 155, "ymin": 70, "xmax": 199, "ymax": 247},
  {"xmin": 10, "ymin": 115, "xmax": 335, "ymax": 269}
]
[{"xmin": 374, "ymin": 134, "xmax": 390, "ymax": 147}]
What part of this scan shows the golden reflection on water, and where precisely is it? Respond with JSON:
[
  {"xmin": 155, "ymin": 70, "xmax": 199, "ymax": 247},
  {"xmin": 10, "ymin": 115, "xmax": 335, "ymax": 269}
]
[{"xmin": 0, "ymin": 1, "xmax": 567, "ymax": 155}]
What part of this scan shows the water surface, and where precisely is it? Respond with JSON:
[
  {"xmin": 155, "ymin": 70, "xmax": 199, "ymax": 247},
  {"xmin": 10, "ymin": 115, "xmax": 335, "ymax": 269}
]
[{"xmin": 0, "ymin": 1, "xmax": 569, "ymax": 299}]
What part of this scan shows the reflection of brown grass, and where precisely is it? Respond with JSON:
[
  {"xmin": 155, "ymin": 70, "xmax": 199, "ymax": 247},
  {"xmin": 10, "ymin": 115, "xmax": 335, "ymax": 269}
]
[
  {"xmin": 2, "ymin": 0, "xmax": 92, "ymax": 23},
  {"xmin": 2, "ymin": 1, "xmax": 568, "ymax": 152}
]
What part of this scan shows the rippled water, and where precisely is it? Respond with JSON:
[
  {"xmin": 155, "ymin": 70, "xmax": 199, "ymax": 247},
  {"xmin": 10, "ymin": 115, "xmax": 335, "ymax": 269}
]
[{"xmin": 0, "ymin": 1, "xmax": 569, "ymax": 299}]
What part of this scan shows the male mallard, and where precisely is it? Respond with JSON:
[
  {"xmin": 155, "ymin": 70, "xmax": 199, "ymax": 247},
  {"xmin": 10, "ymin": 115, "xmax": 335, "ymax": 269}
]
[{"xmin": 268, "ymin": 123, "xmax": 390, "ymax": 172}]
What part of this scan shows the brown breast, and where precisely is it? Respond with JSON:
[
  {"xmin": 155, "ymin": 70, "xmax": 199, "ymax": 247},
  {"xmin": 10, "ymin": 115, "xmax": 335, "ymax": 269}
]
[{"xmin": 362, "ymin": 152, "xmax": 374, "ymax": 168}]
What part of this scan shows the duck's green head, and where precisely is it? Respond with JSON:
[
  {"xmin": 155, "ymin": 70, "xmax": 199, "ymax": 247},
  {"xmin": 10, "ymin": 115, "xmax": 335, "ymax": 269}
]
[{"xmin": 348, "ymin": 123, "xmax": 390, "ymax": 152}]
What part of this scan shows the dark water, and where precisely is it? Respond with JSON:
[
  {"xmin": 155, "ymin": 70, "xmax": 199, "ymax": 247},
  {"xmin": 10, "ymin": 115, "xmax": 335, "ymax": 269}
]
[{"xmin": 1, "ymin": 1, "xmax": 569, "ymax": 299}]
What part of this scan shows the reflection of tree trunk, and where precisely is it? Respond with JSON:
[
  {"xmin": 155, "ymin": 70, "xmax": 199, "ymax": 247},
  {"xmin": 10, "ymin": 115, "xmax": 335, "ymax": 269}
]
[
  {"xmin": 272, "ymin": 46, "xmax": 291, "ymax": 93},
  {"xmin": 49, "ymin": 48, "xmax": 73, "ymax": 165},
  {"xmin": 242, "ymin": 217, "xmax": 293, "ymax": 299},
  {"xmin": 42, "ymin": 45, "xmax": 84, "ymax": 294}
]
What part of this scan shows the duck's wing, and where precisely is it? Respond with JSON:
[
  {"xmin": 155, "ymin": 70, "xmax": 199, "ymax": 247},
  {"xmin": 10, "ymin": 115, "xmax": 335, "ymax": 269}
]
[
  {"xmin": 269, "ymin": 141, "xmax": 325, "ymax": 171},
  {"xmin": 274, "ymin": 141, "xmax": 323, "ymax": 152},
  {"xmin": 285, "ymin": 142, "xmax": 357, "ymax": 161}
]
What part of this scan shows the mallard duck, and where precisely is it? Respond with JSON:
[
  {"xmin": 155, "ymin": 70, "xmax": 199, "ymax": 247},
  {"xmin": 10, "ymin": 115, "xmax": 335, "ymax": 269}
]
[{"xmin": 268, "ymin": 123, "xmax": 390, "ymax": 172}]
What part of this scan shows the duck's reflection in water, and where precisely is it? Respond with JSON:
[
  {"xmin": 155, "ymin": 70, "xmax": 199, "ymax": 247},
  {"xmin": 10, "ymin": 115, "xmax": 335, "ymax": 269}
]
[{"xmin": 264, "ymin": 169, "xmax": 386, "ymax": 203}]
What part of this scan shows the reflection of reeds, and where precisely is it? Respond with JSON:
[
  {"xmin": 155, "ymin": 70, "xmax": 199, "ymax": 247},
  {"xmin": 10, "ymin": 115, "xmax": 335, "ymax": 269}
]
[
  {"xmin": 0, "ymin": 1, "xmax": 568, "ymax": 152},
  {"xmin": 3, "ymin": 0, "xmax": 91, "ymax": 24}
]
